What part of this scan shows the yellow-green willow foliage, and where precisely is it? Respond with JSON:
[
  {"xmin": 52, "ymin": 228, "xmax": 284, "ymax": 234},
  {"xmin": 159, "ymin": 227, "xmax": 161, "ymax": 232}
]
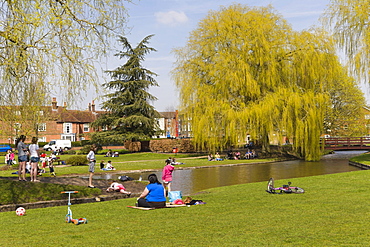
[
  {"xmin": 173, "ymin": 4, "xmax": 361, "ymax": 161},
  {"xmin": 324, "ymin": 0, "xmax": 370, "ymax": 80},
  {"xmin": 0, "ymin": 0, "xmax": 129, "ymax": 137}
]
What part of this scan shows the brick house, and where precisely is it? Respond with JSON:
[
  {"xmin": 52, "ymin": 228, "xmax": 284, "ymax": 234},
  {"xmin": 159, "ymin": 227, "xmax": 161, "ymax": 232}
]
[
  {"xmin": 0, "ymin": 98, "xmax": 101, "ymax": 144},
  {"xmin": 0, "ymin": 97, "xmax": 190, "ymax": 144},
  {"xmin": 40, "ymin": 98, "xmax": 100, "ymax": 142},
  {"xmin": 156, "ymin": 111, "xmax": 179, "ymax": 138}
]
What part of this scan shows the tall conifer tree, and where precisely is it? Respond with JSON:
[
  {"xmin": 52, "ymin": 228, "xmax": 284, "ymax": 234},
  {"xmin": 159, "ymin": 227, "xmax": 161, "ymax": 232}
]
[{"xmin": 91, "ymin": 35, "xmax": 160, "ymax": 144}]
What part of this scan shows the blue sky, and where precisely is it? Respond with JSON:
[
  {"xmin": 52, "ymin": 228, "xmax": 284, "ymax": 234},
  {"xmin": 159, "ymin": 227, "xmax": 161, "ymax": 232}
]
[{"xmin": 89, "ymin": 0, "xmax": 332, "ymax": 112}]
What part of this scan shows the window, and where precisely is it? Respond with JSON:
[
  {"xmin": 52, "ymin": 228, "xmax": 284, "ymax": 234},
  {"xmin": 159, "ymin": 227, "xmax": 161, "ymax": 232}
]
[
  {"xmin": 365, "ymin": 114, "xmax": 370, "ymax": 120},
  {"xmin": 15, "ymin": 111, "xmax": 21, "ymax": 116},
  {"xmin": 38, "ymin": 123, "xmax": 46, "ymax": 132},
  {"xmin": 38, "ymin": 137, "xmax": 46, "ymax": 142},
  {"xmin": 61, "ymin": 134, "xmax": 75, "ymax": 141},
  {"xmin": 63, "ymin": 123, "xmax": 72, "ymax": 134},
  {"xmin": 83, "ymin": 123, "xmax": 90, "ymax": 132}
]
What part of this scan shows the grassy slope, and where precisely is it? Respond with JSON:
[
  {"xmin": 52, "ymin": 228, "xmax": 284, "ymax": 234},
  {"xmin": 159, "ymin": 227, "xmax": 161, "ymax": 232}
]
[
  {"xmin": 2, "ymin": 170, "xmax": 370, "ymax": 246},
  {"xmin": 0, "ymin": 180, "xmax": 101, "ymax": 204},
  {"xmin": 349, "ymin": 152, "xmax": 370, "ymax": 165}
]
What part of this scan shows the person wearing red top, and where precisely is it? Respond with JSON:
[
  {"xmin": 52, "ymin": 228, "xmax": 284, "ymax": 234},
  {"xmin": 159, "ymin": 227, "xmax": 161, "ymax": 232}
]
[{"xmin": 162, "ymin": 158, "xmax": 175, "ymax": 194}]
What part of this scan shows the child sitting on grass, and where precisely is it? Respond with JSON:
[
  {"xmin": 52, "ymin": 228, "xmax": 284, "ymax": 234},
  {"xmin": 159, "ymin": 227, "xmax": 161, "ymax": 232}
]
[
  {"xmin": 102, "ymin": 160, "xmax": 116, "ymax": 170},
  {"xmin": 106, "ymin": 182, "xmax": 131, "ymax": 195}
]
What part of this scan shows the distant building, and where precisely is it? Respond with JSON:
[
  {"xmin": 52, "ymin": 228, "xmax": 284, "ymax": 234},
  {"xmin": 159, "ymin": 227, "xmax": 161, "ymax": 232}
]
[
  {"xmin": 0, "ymin": 98, "xmax": 194, "ymax": 144},
  {"xmin": 0, "ymin": 97, "xmax": 102, "ymax": 143},
  {"xmin": 155, "ymin": 110, "xmax": 191, "ymax": 139},
  {"xmin": 156, "ymin": 111, "xmax": 179, "ymax": 138}
]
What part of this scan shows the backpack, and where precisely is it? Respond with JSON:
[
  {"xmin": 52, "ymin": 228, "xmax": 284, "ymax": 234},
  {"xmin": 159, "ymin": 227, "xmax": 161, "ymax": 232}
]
[
  {"xmin": 168, "ymin": 191, "xmax": 182, "ymax": 203},
  {"xmin": 118, "ymin": 175, "xmax": 134, "ymax": 182}
]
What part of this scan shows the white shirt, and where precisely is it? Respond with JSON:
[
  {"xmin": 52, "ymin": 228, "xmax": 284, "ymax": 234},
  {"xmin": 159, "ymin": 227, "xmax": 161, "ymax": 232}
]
[
  {"xmin": 29, "ymin": 144, "xmax": 39, "ymax": 157},
  {"xmin": 87, "ymin": 150, "xmax": 95, "ymax": 161}
]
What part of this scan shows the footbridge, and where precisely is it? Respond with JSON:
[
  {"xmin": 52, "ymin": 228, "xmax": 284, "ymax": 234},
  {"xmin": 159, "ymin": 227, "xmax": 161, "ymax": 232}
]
[{"xmin": 321, "ymin": 137, "xmax": 370, "ymax": 151}]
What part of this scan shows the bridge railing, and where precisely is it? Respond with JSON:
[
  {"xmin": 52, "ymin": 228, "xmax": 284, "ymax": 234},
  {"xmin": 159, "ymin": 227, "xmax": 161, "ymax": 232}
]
[{"xmin": 321, "ymin": 137, "xmax": 370, "ymax": 149}]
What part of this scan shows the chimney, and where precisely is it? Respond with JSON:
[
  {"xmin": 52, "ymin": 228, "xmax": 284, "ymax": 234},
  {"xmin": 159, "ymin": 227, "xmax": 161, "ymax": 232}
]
[
  {"xmin": 91, "ymin": 101, "xmax": 96, "ymax": 112},
  {"xmin": 52, "ymin": 97, "xmax": 57, "ymax": 110},
  {"xmin": 63, "ymin": 102, "xmax": 67, "ymax": 108},
  {"xmin": 88, "ymin": 103, "xmax": 91, "ymax": 111}
]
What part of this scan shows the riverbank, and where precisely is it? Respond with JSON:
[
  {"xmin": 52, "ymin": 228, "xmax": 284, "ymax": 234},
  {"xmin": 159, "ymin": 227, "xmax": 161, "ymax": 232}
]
[
  {"xmin": 0, "ymin": 156, "xmax": 289, "ymax": 211},
  {"xmin": 349, "ymin": 151, "xmax": 370, "ymax": 169}
]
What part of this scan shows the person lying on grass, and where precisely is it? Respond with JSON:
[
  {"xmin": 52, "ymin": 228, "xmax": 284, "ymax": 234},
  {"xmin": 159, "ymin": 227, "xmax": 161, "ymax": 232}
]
[{"xmin": 106, "ymin": 182, "xmax": 131, "ymax": 195}]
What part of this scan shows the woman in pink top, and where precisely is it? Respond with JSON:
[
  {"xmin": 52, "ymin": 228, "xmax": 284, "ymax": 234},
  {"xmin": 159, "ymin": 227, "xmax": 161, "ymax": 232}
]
[{"xmin": 162, "ymin": 158, "xmax": 175, "ymax": 194}]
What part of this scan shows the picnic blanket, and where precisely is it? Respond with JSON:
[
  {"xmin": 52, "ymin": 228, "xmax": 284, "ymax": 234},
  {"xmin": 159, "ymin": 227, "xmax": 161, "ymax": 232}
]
[{"xmin": 127, "ymin": 203, "xmax": 187, "ymax": 210}]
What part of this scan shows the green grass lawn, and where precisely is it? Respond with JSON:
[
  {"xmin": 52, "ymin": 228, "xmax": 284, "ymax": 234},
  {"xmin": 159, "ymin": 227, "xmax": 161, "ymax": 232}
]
[
  {"xmin": 0, "ymin": 152, "xmax": 278, "ymax": 177},
  {"xmin": 1, "ymin": 170, "xmax": 370, "ymax": 246},
  {"xmin": 349, "ymin": 151, "xmax": 370, "ymax": 165}
]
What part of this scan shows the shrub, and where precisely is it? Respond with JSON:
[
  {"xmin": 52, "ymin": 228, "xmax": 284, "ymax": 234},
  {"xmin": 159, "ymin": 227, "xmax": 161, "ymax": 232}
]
[
  {"xmin": 81, "ymin": 140, "xmax": 91, "ymax": 146},
  {"xmin": 64, "ymin": 150, "xmax": 77, "ymax": 155},
  {"xmin": 124, "ymin": 141, "xmax": 141, "ymax": 152},
  {"xmin": 38, "ymin": 142, "xmax": 48, "ymax": 147},
  {"xmin": 149, "ymin": 139, "xmax": 195, "ymax": 153},
  {"xmin": 79, "ymin": 144, "xmax": 103, "ymax": 155},
  {"xmin": 66, "ymin": 156, "xmax": 88, "ymax": 166},
  {"xmin": 72, "ymin": 141, "xmax": 82, "ymax": 147}
]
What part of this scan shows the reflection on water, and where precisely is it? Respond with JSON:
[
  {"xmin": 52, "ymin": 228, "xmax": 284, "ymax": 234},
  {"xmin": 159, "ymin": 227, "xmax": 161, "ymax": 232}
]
[{"xmin": 94, "ymin": 151, "xmax": 367, "ymax": 195}]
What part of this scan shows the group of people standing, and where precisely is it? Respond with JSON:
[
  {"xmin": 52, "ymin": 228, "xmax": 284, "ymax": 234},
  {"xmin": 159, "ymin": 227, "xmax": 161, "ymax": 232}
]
[
  {"xmin": 15, "ymin": 135, "xmax": 41, "ymax": 182},
  {"xmin": 11, "ymin": 135, "xmax": 57, "ymax": 182}
]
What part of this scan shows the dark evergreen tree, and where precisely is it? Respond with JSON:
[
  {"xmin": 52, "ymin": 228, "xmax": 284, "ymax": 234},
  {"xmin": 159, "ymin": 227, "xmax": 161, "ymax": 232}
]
[{"xmin": 91, "ymin": 35, "xmax": 160, "ymax": 144}]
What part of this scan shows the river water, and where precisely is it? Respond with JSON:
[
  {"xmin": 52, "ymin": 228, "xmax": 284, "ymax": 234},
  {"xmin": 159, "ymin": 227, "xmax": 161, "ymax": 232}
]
[{"xmin": 97, "ymin": 151, "xmax": 366, "ymax": 195}]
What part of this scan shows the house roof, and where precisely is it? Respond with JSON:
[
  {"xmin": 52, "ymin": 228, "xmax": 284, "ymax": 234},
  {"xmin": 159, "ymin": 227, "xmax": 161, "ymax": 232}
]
[
  {"xmin": 159, "ymin": 112, "xmax": 176, "ymax": 119},
  {"xmin": 41, "ymin": 104, "xmax": 99, "ymax": 123}
]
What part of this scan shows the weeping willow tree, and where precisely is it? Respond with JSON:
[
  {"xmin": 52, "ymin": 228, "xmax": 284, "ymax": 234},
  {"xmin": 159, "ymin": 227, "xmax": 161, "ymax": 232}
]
[
  {"xmin": 324, "ymin": 0, "xmax": 370, "ymax": 82},
  {"xmin": 0, "ymin": 0, "xmax": 129, "ymax": 138},
  {"xmin": 173, "ymin": 4, "xmax": 364, "ymax": 161}
]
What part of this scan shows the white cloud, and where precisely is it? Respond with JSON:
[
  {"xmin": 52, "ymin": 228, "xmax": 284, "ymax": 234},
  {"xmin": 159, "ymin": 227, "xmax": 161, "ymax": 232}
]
[{"xmin": 155, "ymin": 11, "xmax": 189, "ymax": 26}]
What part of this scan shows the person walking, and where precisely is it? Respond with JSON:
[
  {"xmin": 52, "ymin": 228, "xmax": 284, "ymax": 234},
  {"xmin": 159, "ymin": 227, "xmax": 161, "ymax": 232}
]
[
  {"xmin": 29, "ymin": 137, "xmax": 40, "ymax": 182},
  {"xmin": 16, "ymin": 135, "xmax": 28, "ymax": 181},
  {"xmin": 87, "ymin": 145, "xmax": 96, "ymax": 188}
]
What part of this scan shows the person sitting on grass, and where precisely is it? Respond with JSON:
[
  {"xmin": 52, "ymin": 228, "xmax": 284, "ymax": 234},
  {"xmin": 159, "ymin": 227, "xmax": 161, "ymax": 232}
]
[
  {"xmin": 215, "ymin": 152, "xmax": 223, "ymax": 161},
  {"xmin": 102, "ymin": 160, "xmax": 115, "ymax": 170},
  {"xmin": 137, "ymin": 174, "xmax": 166, "ymax": 208},
  {"xmin": 208, "ymin": 154, "xmax": 214, "ymax": 161},
  {"xmin": 106, "ymin": 181, "xmax": 131, "ymax": 195},
  {"xmin": 105, "ymin": 150, "xmax": 112, "ymax": 157}
]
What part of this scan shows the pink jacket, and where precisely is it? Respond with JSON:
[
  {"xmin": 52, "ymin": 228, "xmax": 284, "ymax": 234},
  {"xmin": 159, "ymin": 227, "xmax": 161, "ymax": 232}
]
[{"xmin": 162, "ymin": 164, "xmax": 174, "ymax": 182}]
